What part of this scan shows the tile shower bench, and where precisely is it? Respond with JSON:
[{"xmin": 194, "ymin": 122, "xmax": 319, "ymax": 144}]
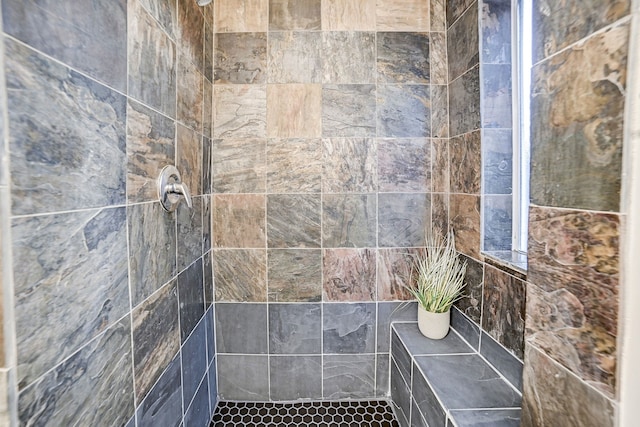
[{"xmin": 389, "ymin": 313, "xmax": 522, "ymax": 427}]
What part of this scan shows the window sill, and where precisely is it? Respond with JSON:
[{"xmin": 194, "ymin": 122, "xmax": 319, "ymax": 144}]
[{"xmin": 482, "ymin": 250, "xmax": 528, "ymax": 278}]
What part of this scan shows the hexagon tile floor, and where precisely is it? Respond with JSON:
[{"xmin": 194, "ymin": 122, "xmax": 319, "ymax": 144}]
[{"xmin": 210, "ymin": 400, "xmax": 400, "ymax": 426}]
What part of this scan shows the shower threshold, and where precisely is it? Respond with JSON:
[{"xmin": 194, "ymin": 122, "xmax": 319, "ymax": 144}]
[{"xmin": 210, "ymin": 399, "xmax": 400, "ymax": 426}]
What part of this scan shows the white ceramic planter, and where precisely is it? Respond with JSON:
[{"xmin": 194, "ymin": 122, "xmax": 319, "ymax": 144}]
[{"xmin": 417, "ymin": 306, "xmax": 451, "ymax": 339}]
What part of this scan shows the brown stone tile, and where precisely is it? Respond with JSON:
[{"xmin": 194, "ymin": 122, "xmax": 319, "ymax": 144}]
[
  {"xmin": 212, "ymin": 138, "xmax": 266, "ymax": 193},
  {"xmin": 212, "ymin": 194, "xmax": 266, "ymax": 248},
  {"xmin": 522, "ymin": 345, "xmax": 615, "ymax": 427},
  {"xmin": 431, "ymin": 85, "xmax": 448, "ymax": 138},
  {"xmin": 214, "ymin": 33, "xmax": 267, "ymax": 84},
  {"xmin": 323, "ymin": 138, "xmax": 377, "ymax": 193},
  {"xmin": 213, "ymin": 249, "xmax": 267, "ymax": 302},
  {"xmin": 449, "ymin": 194, "xmax": 480, "ymax": 259},
  {"xmin": 527, "ymin": 205, "xmax": 620, "ymax": 396},
  {"xmin": 176, "ymin": 56, "xmax": 204, "ymax": 133},
  {"xmin": 268, "ymin": 249, "xmax": 322, "ymax": 302},
  {"xmin": 268, "ymin": 31, "xmax": 322, "ymax": 83},
  {"xmin": 449, "ymin": 66, "xmax": 480, "ymax": 137},
  {"xmin": 322, "ymin": 0, "xmax": 376, "ymax": 31},
  {"xmin": 378, "ymin": 138, "xmax": 430, "ymax": 192},
  {"xmin": 214, "ymin": 0, "xmax": 268, "ymax": 33},
  {"xmin": 430, "ymin": 0, "xmax": 446, "ymax": 32},
  {"xmin": 453, "ymin": 254, "xmax": 482, "ymax": 324},
  {"xmin": 450, "ymin": 130, "xmax": 481, "ymax": 194},
  {"xmin": 430, "ymin": 32, "xmax": 448, "ymax": 86},
  {"xmin": 447, "ymin": 3, "xmax": 478, "ymax": 81},
  {"xmin": 377, "ymin": 248, "xmax": 418, "ymax": 301},
  {"xmin": 432, "ymin": 139, "xmax": 449, "ymax": 193},
  {"xmin": 267, "ymin": 138, "xmax": 322, "ymax": 193},
  {"xmin": 377, "ymin": 32, "xmax": 430, "ymax": 84},
  {"xmin": 322, "ymin": 32, "xmax": 376, "ymax": 84},
  {"xmin": 269, "ymin": 0, "xmax": 321, "ymax": 31},
  {"xmin": 177, "ymin": 0, "xmax": 204, "ymax": 71},
  {"xmin": 267, "ymin": 194, "xmax": 321, "ymax": 248},
  {"xmin": 323, "ymin": 249, "xmax": 376, "ymax": 301},
  {"xmin": 213, "ymin": 85, "xmax": 267, "ymax": 138},
  {"xmin": 267, "ymin": 84, "xmax": 322, "ymax": 138},
  {"xmin": 376, "ymin": 0, "xmax": 429, "ymax": 31},
  {"xmin": 431, "ymin": 192, "xmax": 449, "ymax": 238},
  {"xmin": 322, "ymin": 85, "xmax": 376, "ymax": 137},
  {"xmin": 322, "ymin": 194, "xmax": 377, "ymax": 248},
  {"xmin": 446, "ymin": 0, "xmax": 475, "ymax": 28},
  {"xmin": 176, "ymin": 124, "xmax": 202, "ymax": 196}
]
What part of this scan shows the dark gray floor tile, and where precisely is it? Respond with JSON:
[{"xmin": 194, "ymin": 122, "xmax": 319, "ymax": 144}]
[
  {"xmin": 323, "ymin": 354, "xmax": 376, "ymax": 400},
  {"xmin": 270, "ymin": 355, "xmax": 322, "ymax": 400},
  {"xmin": 412, "ymin": 361, "xmax": 446, "ymax": 427},
  {"xmin": 451, "ymin": 308, "xmax": 480, "ymax": 350},
  {"xmin": 393, "ymin": 323, "xmax": 474, "ymax": 355},
  {"xmin": 217, "ymin": 355, "xmax": 269, "ymax": 401},
  {"xmin": 269, "ymin": 303, "xmax": 321, "ymax": 354},
  {"xmin": 215, "ymin": 303, "xmax": 267, "ymax": 354},
  {"xmin": 377, "ymin": 302, "xmax": 417, "ymax": 353}
]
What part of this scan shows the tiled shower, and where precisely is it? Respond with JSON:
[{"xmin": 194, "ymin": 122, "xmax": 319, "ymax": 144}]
[{"xmin": 0, "ymin": 0, "xmax": 638, "ymax": 426}]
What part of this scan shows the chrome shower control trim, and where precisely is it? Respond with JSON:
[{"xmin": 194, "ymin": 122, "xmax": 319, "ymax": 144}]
[{"xmin": 157, "ymin": 165, "xmax": 192, "ymax": 212}]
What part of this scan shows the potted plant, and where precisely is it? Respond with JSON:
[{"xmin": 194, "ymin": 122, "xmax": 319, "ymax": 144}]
[{"xmin": 405, "ymin": 230, "xmax": 467, "ymax": 339}]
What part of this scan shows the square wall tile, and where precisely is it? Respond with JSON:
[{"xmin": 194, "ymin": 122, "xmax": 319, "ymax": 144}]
[
  {"xmin": 322, "ymin": 84, "xmax": 376, "ymax": 137},
  {"xmin": 323, "ymin": 303, "xmax": 376, "ymax": 353},
  {"xmin": 270, "ymin": 356, "xmax": 322, "ymax": 400},
  {"xmin": 269, "ymin": 304, "xmax": 322, "ymax": 353},
  {"xmin": 322, "ymin": 0, "xmax": 375, "ymax": 30},
  {"xmin": 213, "ymin": 249, "xmax": 267, "ymax": 302},
  {"xmin": 377, "ymin": 302, "xmax": 417, "ymax": 353},
  {"xmin": 322, "ymin": 194, "xmax": 376, "ymax": 248},
  {"xmin": 212, "ymin": 194, "xmax": 266, "ymax": 248},
  {"xmin": 217, "ymin": 355, "xmax": 269, "ymax": 400},
  {"xmin": 212, "ymin": 138, "xmax": 267, "ymax": 193},
  {"xmin": 322, "ymin": 32, "xmax": 376, "ymax": 83},
  {"xmin": 268, "ymin": 32, "xmax": 322, "ymax": 83},
  {"xmin": 269, "ymin": 0, "xmax": 321, "ymax": 30},
  {"xmin": 377, "ymin": 85, "xmax": 430, "ymax": 138},
  {"xmin": 376, "ymin": 0, "xmax": 430, "ymax": 31},
  {"xmin": 267, "ymin": 84, "xmax": 322, "ymax": 138},
  {"xmin": 215, "ymin": 303, "xmax": 268, "ymax": 354},
  {"xmin": 268, "ymin": 249, "xmax": 322, "ymax": 302},
  {"xmin": 376, "ymin": 248, "xmax": 419, "ymax": 301},
  {"xmin": 323, "ymin": 249, "xmax": 376, "ymax": 301},
  {"xmin": 378, "ymin": 138, "xmax": 430, "ymax": 192},
  {"xmin": 214, "ymin": 85, "xmax": 267, "ymax": 139},
  {"xmin": 214, "ymin": 0, "xmax": 268, "ymax": 33},
  {"xmin": 377, "ymin": 32, "xmax": 430, "ymax": 84},
  {"xmin": 323, "ymin": 138, "xmax": 377, "ymax": 192},
  {"xmin": 267, "ymin": 194, "xmax": 321, "ymax": 248},
  {"xmin": 267, "ymin": 138, "xmax": 322, "ymax": 193},
  {"xmin": 378, "ymin": 193, "xmax": 430, "ymax": 247},
  {"xmin": 215, "ymin": 32, "xmax": 267, "ymax": 84},
  {"xmin": 323, "ymin": 355, "xmax": 375, "ymax": 399}
]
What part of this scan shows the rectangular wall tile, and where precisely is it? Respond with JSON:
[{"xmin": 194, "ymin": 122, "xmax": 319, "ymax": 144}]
[
  {"xmin": 453, "ymin": 254, "xmax": 483, "ymax": 324},
  {"xmin": 177, "ymin": 198, "xmax": 204, "ymax": 271},
  {"xmin": 480, "ymin": 331, "xmax": 523, "ymax": 391},
  {"xmin": 449, "ymin": 66, "xmax": 480, "ymax": 137},
  {"xmin": 450, "ymin": 130, "xmax": 481, "ymax": 194},
  {"xmin": 177, "ymin": 0, "xmax": 205, "ymax": 71},
  {"xmin": 481, "ymin": 63, "xmax": 512, "ymax": 128},
  {"xmin": 184, "ymin": 375, "xmax": 210, "ymax": 427},
  {"xmin": 177, "ymin": 124, "xmax": 203, "ymax": 197}
]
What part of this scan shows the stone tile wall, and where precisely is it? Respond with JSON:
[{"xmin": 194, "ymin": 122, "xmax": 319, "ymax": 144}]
[{"xmin": 0, "ymin": 0, "xmax": 216, "ymax": 425}]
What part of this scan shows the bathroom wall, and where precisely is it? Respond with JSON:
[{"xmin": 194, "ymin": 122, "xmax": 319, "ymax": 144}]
[
  {"xmin": 0, "ymin": 0, "xmax": 216, "ymax": 425},
  {"xmin": 210, "ymin": 0, "xmax": 445, "ymax": 401}
]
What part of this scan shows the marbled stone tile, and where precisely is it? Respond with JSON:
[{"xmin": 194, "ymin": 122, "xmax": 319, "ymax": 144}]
[
  {"xmin": 376, "ymin": 354, "xmax": 391, "ymax": 397},
  {"xmin": 269, "ymin": 304, "xmax": 322, "ymax": 353},
  {"xmin": 177, "ymin": 0, "xmax": 204, "ymax": 71},
  {"xmin": 482, "ymin": 64, "xmax": 512, "ymax": 128},
  {"xmin": 323, "ymin": 249, "xmax": 376, "ymax": 301},
  {"xmin": 521, "ymin": 345, "xmax": 615, "ymax": 427},
  {"xmin": 322, "ymin": 0, "xmax": 376, "ymax": 30},
  {"xmin": 482, "ymin": 265, "xmax": 525, "ymax": 359},
  {"xmin": 269, "ymin": 0, "xmax": 321, "ymax": 30},
  {"xmin": 322, "ymin": 32, "xmax": 376, "ymax": 83},
  {"xmin": 127, "ymin": 101, "xmax": 175, "ymax": 204},
  {"xmin": 451, "ymin": 307, "xmax": 481, "ymax": 350},
  {"xmin": 174, "ymin": 128, "xmax": 201, "ymax": 202},
  {"xmin": 480, "ymin": 331, "xmax": 523, "ymax": 391},
  {"xmin": 378, "ymin": 139, "xmax": 430, "ymax": 192},
  {"xmin": 208, "ymin": 358, "xmax": 218, "ymax": 413},
  {"xmin": 450, "ymin": 130, "xmax": 481, "ymax": 194},
  {"xmin": 2, "ymin": 0, "xmax": 127, "ymax": 91},
  {"xmin": 532, "ymin": 0, "xmax": 629, "ymax": 62},
  {"xmin": 447, "ymin": 4, "xmax": 479, "ymax": 81},
  {"xmin": 530, "ymin": 22, "xmax": 628, "ymax": 212},
  {"xmin": 322, "ymin": 194, "xmax": 377, "ymax": 248},
  {"xmin": 12, "ymin": 208, "xmax": 129, "ymax": 388},
  {"xmin": 378, "ymin": 193, "xmax": 430, "ymax": 247},
  {"xmin": 270, "ymin": 356, "xmax": 322, "ymax": 400},
  {"xmin": 431, "ymin": 192, "xmax": 449, "ymax": 237},
  {"xmin": 128, "ymin": 0, "xmax": 176, "ymax": 117},
  {"xmin": 323, "ymin": 138, "xmax": 376, "ymax": 192},
  {"xmin": 377, "ymin": 248, "xmax": 420, "ymax": 301},
  {"xmin": 137, "ymin": 0, "xmax": 177, "ymax": 38},
  {"xmin": 430, "ymin": 32, "xmax": 448, "ymax": 85},
  {"xmin": 203, "ymin": 249, "xmax": 212, "ymax": 305},
  {"xmin": 527, "ymin": 206, "xmax": 620, "ymax": 396},
  {"xmin": 203, "ymin": 83, "xmax": 213, "ymax": 138},
  {"xmin": 215, "ymin": 0, "xmax": 268, "ymax": 32},
  {"xmin": 184, "ymin": 374, "xmax": 210, "ymax": 427},
  {"xmin": 213, "ymin": 85, "xmax": 267, "ymax": 139},
  {"xmin": 212, "ymin": 194, "xmax": 266, "ymax": 248},
  {"xmin": 212, "ymin": 138, "xmax": 266, "ymax": 193},
  {"xmin": 267, "ymin": 84, "xmax": 322, "ymax": 138},
  {"xmin": 217, "ymin": 355, "xmax": 269, "ymax": 401},
  {"xmin": 449, "ymin": 66, "xmax": 481, "ymax": 137},
  {"xmin": 431, "ymin": 85, "xmax": 449, "ymax": 138},
  {"xmin": 322, "ymin": 85, "xmax": 377, "ymax": 137},
  {"xmin": 412, "ymin": 361, "xmax": 446, "ymax": 427},
  {"xmin": 432, "ymin": 139, "xmax": 449, "ymax": 193},
  {"xmin": 214, "ymin": 249, "xmax": 267, "ymax": 302},
  {"xmin": 377, "ymin": 302, "xmax": 417, "ymax": 353},
  {"xmin": 215, "ymin": 32, "xmax": 267, "ymax": 84},
  {"xmin": 132, "ymin": 280, "xmax": 180, "ymax": 402},
  {"xmin": 483, "ymin": 129, "xmax": 512, "ymax": 194},
  {"xmin": 377, "ymin": 32, "xmax": 430, "ymax": 84},
  {"xmin": 323, "ymin": 303, "xmax": 376, "ymax": 353},
  {"xmin": 483, "ymin": 195, "xmax": 512, "ymax": 251},
  {"xmin": 390, "ymin": 358, "xmax": 411, "ymax": 426},
  {"xmin": 268, "ymin": 31, "xmax": 322, "ymax": 83},
  {"xmin": 430, "ymin": 0, "xmax": 446, "ymax": 31},
  {"xmin": 449, "ymin": 194, "xmax": 481, "ymax": 259},
  {"xmin": 177, "ymin": 59, "xmax": 204, "ymax": 134},
  {"xmin": 205, "ymin": 307, "xmax": 215, "ymax": 361},
  {"xmin": 376, "ymin": 0, "xmax": 430, "ymax": 31},
  {"xmin": 446, "ymin": 0, "xmax": 475, "ymax": 28},
  {"xmin": 267, "ymin": 249, "xmax": 322, "ymax": 302},
  {"xmin": 215, "ymin": 303, "xmax": 268, "ymax": 354},
  {"xmin": 177, "ymin": 197, "xmax": 203, "ymax": 271},
  {"xmin": 177, "ymin": 259, "xmax": 205, "ymax": 343},
  {"xmin": 377, "ymin": 85, "xmax": 430, "ymax": 138},
  {"xmin": 6, "ymin": 39, "xmax": 126, "ymax": 216},
  {"xmin": 136, "ymin": 355, "xmax": 182, "ymax": 427},
  {"xmin": 18, "ymin": 319, "xmax": 133, "ymax": 426},
  {"xmin": 128, "ymin": 202, "xmax": 176, "ymax": 306},
  {"xmin": 204, "ymin": 19, "xmax": 214, "ymax": 82},
  {"xmin": 267, "ymin": 194, "xmax": 321, "ymax": 248},
  {"xmin": 182, "ymin": 318, "xmax": 208, "ymax": 408},
  {"xmin": 323, "ymin": 355, "xmax": 375, "ymax": 399},
  {"xmin": 203, "ymin": 138, "xmax": 212, "ymax": 195},
  {"xmin": 453, "ymin": 254, "xmax": 483, "ymax": 324},
  {"xmin": 452, "ymin": 409, "xmax": 521, "ymax": 427},
  {"xmin": 266, "ymin": 138, "xmax": 322, "ymax": 193},
  {"xmin": 481, "ymin": 0, "xmax": 511, "ymax": 64}
]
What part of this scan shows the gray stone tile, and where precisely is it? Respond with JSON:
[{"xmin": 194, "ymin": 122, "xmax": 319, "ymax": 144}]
[
  {"xmin": 322, "ymin": 85, "xmax": 376, "ymax": 137},
  {"xmin": 393, "ymin": 323, "xmax": 474, "ymax": 355},
  {"xmin": 203, "ymin": 229, "xmax": 212, "ymax": 297},
  {"xmin": 203, "ymin": 138, "xmax": 212, "ymax": 195},
  {"xmin": 2, "ymin": 0, "xmax": 127, "ymax": 91},
  {"xmin": 205, "ymin": 307, "xmax": 215, "ymax": 363},
  {"xmin": 322, "ymin": 195, "xmax": 377, "ymax": 248},
  {"xmin": 125, "ymin": 415, "xmax": 135, "ymax": 427},
  {"xmin": 213, "ymin": 85, "xmax": 267, "ymax": 139},
  {"xmin": 269, "ymin": 303, "xmax": 321, "ymax": 354},
  {"xmin": 451, "ymin": 409, "xmax": 521, "ymax": 427},
  {"xmin": 377, "ymin": 85, "xmax": 430, "ymax": 138},
  {"xmin": 214, "ymin": 249, "xmax": 267, "ymax": 302},
  {"xmin": 415, "ymin": 354, "xmax": 521, "ymax": 410},
  {"xmin": 12, "ymin": 208, "xmax": 129, "ymax": 388},
  {"xmin": 451, "ymin": 308, "xmax": 480, "ymax": 350},
  {"xmin": 268, "ymin": 250, "xmax": 321, "ymax": 302},
  {"xmin": 137, "ymin": 0, "xmax": 177, "ymax": 39},
  {"xmin": 445, "ymin": 0, "xmax": 475, "ymax": 28},
  {"xmin": 266, "ymin": 138, "xmax": 322, "ymax": 193},
  {"xmin": 269, "ymin": 0, "xmax": 321, "ymax": 30},
  {"xmin": 376, "ymin": 353, "xmax": 390, "ymax": 398},
  {"xmin": 378, "ymin": 138, "xmax": 430, "ymax": 193},
  {"xmin": 267, "ymin": 194, "xmax": 321, "ymax": 248},
  {"xmin": 481, "ymin": 64, "xmax": 512, "ymax": 128},
  {"xmin": 377, "ymin": 302, "xmax": 417, "ymax": 353},
  {"xmin": 322, "ymin": 32, "xmax": 376, "ymax": 84},
  {"xmin": 177, "ymin": 197, "xmax": 204, "ymax": 271},
  {"xmin": 390, "ymin": 358, "xmax": 411, "ymax": 427},
  {"xmin": 323, "ymin": 303, "xmax": 376, "ymax": 354},
  {"xmin": 18, "ymin": 319, "xmax": 134, "ymax": 426},
  {"xmin": 412, "ymin": 363, "xmax": 446, "ymax": 427},
  {"xmin": 323, "ymin": 355, "xmax": 375, "ymax": 399},
  {"xmin": 204, "ymin": 83, "xmax": 213, "ymax": 138},
  {"xmin": 377, "ymin": 32, "xmax": 430, "ymax": 84},
  {"xmin": 480, "ymin": 332, "xmax": 523, "ymax": 392},
  {"xmin": 177, "ymin": 0, "xmax": 204, "ymax": 71},
  {"xmin": 391, "ymin": 332, "xmax": 412, "ymax": 386},
  {"xmin": 6, "ymin": 39, "xmax": 126, "ymax": 216},
  {"xmin": 215, "ymin": 303, "xmax": 267, "ymax": 354},
  {"xmin": 128, "ymin": 202, "xmax": 177, "ymax": 307},
  {"xmin": 176, "ymin": 60, "xmax": 204, "ymax": 134},
  {"xmin": 217, "ymin": 355, "xmax": 269, "ymax": 401},
  {"xmin": 178, "ymin": 259, "xmax": 205, "ymax": 343},
  {"xmin": 447, "ymin": 3, "xmax": 479, "ymax": 81},
  {"xmin": 378, "ymin": 193, "xmax": 430, "ymax": 247},
  {"xmin": 208, "ymin": 357, "xmax": 218, "ymax": 416},
  {"xmin": 322, "ymin": 137, "xmax": 377, "ymax": 192},
  {"xmin": 268, "ymin": 31, "xmax": 322, "ymax": 83},
  {"xmin": 449, "ymin": 66, "xmax": 480, "ymax": 137},
  {"xmin": 212, "ymin": 138, "xmax": 266, "ymax": 193},
  {"xmin": 482, "ymin": 129, "xmax": 513, "ymax": 195},
  {"xmin": 182, "ymin": 317, "xmax": 208, "ymax": 410},
  {"xmin": 454, "ymin": 254, "xmax": 484, "ymax": 324},
  {"xmin": 481, "ymin": 0, "xmax": 511, "ymax": 64},
  {"xmin": 270, "ymin": 356, "xmax": 322, "ymax": 400},
  {"xmin": 184, "ymin": 375, "xmax": 210, "ymax": 427},
  {"xmin": 137, "ymin": 354, "xmax": 183, "ymax": 427},
  {"xmin": 410, "ymin": 400, "xmax": 428, "ymax": 427},
  {"xmin": 483, "ymin": 195, "xmax": 512, "ymax": 251},
  {"xmin": 215, "ymin": 32, "xmax": 267, "ymax": 84}
]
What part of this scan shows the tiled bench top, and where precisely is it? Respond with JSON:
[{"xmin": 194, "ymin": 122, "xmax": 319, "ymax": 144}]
[{"xmin": 390, "ymin": 322, "xmax": 522, "ymax": 427}]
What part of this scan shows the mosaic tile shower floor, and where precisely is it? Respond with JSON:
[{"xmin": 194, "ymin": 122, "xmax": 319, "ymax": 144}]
[{"xmin": 210, "ymin": 400, "xmax": 400, "ymax": 426}]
